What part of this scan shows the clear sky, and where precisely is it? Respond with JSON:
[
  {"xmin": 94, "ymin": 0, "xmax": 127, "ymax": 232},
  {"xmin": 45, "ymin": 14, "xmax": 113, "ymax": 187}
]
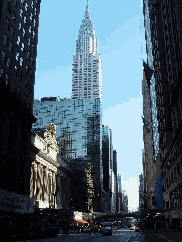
[{"xmin": 34, "ymin": 0, "xmax": 147, "ymax": 211}]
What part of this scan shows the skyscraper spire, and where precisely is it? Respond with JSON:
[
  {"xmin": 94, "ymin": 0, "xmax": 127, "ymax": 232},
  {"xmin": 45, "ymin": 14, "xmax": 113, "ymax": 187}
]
[{"xmin": 71, "ymin": 2, "xmax": 102, "ymax": 102}]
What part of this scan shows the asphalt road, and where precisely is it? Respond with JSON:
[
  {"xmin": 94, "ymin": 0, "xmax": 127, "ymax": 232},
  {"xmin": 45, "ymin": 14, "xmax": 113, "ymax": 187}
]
[{"xmin": 24, "ymin": 228, "xmax": 147, "ymax": 242}]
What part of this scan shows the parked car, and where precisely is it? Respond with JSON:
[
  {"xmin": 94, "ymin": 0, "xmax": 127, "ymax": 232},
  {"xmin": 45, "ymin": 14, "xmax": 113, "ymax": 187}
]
[
  {"xmin": 135, "ymin": 227, "xmax": 141, "ymax": 232},
  {"xmin": 102, "ymin": 226, "xmax": 112, "ymax": 236},
  {"xmin": 112, "ymin": 226, "xmax": 117, "ymax": 231},
  {"xmin": 130, "ymin": 225, "xmax": 136, "ymax": 230},
  {"xmin": 97, "ymin": 226, "xmax": 102, "ymax": 232}
]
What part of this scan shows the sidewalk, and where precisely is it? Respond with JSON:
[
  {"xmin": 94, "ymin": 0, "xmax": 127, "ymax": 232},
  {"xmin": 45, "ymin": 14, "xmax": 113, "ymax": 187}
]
[{"xmin": 144, "ymin": 229, "xmax": 182, "ymax": 242}]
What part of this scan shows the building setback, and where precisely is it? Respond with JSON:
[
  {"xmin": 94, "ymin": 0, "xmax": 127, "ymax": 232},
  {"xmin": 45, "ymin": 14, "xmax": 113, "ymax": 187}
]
[{"xmin": 71, "ymin": 1, "xmax": 102, "ymax": 102}]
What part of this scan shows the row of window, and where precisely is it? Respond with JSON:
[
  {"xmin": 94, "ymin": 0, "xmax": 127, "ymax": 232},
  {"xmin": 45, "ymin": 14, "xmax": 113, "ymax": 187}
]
[
  {"xmin": 163, "ymin": 159, "xmax": 181, "ymax": 191},
  {"xmin": 0, "ymin": 66, "xmax": 32, "ymax": 94}
]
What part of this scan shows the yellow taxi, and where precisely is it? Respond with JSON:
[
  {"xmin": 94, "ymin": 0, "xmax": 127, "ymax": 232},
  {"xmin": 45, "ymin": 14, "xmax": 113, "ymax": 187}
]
[{"xmin": 130, "ymin": 225, "xmax": 136, "ymax": 230}]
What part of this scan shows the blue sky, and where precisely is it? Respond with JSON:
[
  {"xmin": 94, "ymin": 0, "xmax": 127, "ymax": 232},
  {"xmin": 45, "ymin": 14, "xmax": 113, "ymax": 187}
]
[{"xmin": 34, "ymin": 0, "xmax": 146, "ymax": 211}]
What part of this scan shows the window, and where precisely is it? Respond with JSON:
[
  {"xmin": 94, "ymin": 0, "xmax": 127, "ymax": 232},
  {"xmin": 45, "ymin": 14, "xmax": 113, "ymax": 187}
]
[
  {"xmin": 25, "ymin": 2, "xmax": 28, "ymax": 11},
  {"xmin": 12, "ymin": 11, "xmax": 16, "ymax": 21},
  {"xmin": 27, "ymin": 51, "xmax": 30, "ymax": 59},
  {"xmin": 15, "ymin": 65, "xmax": 18, "ymax": 75},
  {"xmin": 32, "ymin": 44, "xmax": 34, "ymax": 52},
  {"xmin": 20, "ymin": 9, "xmax": 23, "ymax": 18},
  {"xmin": 0, "ymin": 68, "xmax": 4, "ymax": 78},
  {"xmin": 21, "ymin": 0, "xmax": 24, "ymax": 4},
  {"xmin": 30, "ymin": 57, "xmax": 33, "ymax": 65},
  {"xmin": 14, "ymin": 0, "xmax": 17, "ymax": 6},
  {"xmin": 30, "ymin": 13, "xmax": 33, "ymax": 21},
  {"xmin": 7, "ymin": 57, "xmax": 11, "ymax": 67},
  {"xmin": 29, "ymin": 69, "xmax": 32, "ymax": 78},
  {"xmin": 26, "ymin": 65, "xmax": 28, "ymax": 73},
  {"xmin": 10, "ymin": 26, "xmax": 15, "ymax": 36},
  {"xmin": 19, "ymin": 23, "xmax": 21, "ymax": 30},
  {"xmin": 12, "ymin": 81, "xmax": 16, "ymax": 92},
  {"xmin": 17, "ymin": 36, "xmax": 20, "ymax": 45},
  {"xmin": 33, "ymin": 31, "xmax": 35, "ymax": 39},
  {"xmin": 21, "ymin": 42, "xmax": 24, "ymax": 52},
  {"xmin": 9, "ymin": 41, "xmax": 12, "ymax": 52},
  {"xmin": 33, "ymin": 19, "xmax": 36, "ymax": 27},
  {"xmin": 25, "ymin": 78, "xmax": 28, "ymax": 88},
  {"xmin": 5, "ymin": 18, "xmax": 10, "ymax": 29},
  {"xmin": 3, "ymin": 34, "xmax": 7, "ymax": 46},
  {"xmin": 16, "ymin": 51, "xmax": 19, "ymax": 61},
  {"xmin": 31, "ymin": 1, "xmax": 33, "ymax": 8},
  {"xmin": 2, "ymin": 50, "xmax": 5, "ymax": 62},
  {"xmin": 28, "ymin": 38, "xmax": 31, "ymax": 46},
  {"xmin": 23, "ymin": 28, "xmax": 25, "ymax": 37},
  {"xmin": 24, "ymin": 16, "xmax": 26, "ymax": 23},
  {"xmin": 29, "ymin": 25, "xmax": 31, "ymax": 33},
  {"xmin": 20, "ymin": 57, "xmax": 23, "ymax": 66},
  {"xmin": 5, "ymin": 73, "xmax": 9, "ymax": 86}
]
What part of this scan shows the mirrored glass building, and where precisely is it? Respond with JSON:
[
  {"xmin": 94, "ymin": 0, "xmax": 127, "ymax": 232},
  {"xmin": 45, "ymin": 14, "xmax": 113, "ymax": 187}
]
[{"xmin": 32, "ymin": 97, "xmax": 103, "ymax": 212}]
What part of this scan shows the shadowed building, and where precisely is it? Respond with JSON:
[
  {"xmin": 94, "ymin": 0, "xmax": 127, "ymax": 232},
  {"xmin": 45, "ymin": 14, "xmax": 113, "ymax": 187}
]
[
  {"xmin": 0, "ymin": 0, "xmax": 41, "ymax": 199},
  {"xmin": 0, "ymin": 0, "xmax": 41, "ymax": 239}
]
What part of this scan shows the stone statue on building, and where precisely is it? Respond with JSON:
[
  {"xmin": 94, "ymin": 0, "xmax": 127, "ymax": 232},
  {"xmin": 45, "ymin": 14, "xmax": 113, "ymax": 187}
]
[{"xmin": 44, "ymin": 122, "xmax": 59, "ymax": 160}]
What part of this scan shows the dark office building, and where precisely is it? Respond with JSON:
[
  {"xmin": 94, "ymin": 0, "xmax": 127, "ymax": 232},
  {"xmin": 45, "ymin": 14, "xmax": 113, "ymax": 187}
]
[
  {"xmin": 0, "ymin": 0, "xmax": 41, "ymax": 197},
  {"xmin": 144, "ymin": 0, "xmax": 182, "ymax": 226}
]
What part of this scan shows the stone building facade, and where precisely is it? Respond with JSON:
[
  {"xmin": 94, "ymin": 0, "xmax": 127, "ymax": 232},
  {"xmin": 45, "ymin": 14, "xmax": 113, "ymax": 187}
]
[{"xmin": 30, "ymin": 122, "xmax": 71, "ymax": 209}]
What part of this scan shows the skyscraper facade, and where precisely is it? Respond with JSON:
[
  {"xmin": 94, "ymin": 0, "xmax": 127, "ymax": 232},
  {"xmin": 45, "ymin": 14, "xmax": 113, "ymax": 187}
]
[
  {"xmin": 0, "ymin": 0, "xmax": 41, "ymax": 238},
  {"xmin": 0, "ymin": 0, "xmax": 41, "ymax": 197},
  {"xmin": 33, "ymin": 98, "xmax": 103, "ymax": 212},
  {"xmin": 71, "ymin": 1, "xmax": 102, "ymax": 102}
]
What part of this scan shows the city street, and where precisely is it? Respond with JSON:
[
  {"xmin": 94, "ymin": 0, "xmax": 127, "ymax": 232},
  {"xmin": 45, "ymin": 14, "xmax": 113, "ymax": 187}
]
[{"xmin": 24, "ymin": 228, "xmax": 147, "ymax": 242}]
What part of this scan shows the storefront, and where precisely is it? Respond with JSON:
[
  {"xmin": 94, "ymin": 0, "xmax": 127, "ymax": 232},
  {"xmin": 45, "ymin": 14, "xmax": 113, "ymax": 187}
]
[{"xmin": 0, "ymin": 188, "xmax": 34, "ymax": 240}]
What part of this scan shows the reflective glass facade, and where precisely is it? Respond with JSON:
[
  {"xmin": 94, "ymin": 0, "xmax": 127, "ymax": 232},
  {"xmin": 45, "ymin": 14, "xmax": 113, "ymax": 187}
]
[
  {"xmin": 32, "ymin": 98, "xmax": 103, "ymax": 211},
  {"xmin": 33, "ymin": 98, "xmax": 102, "ymax": 160},
  {"xmin": 143, "ymin": 0, "xmax": 159, "ymax": 159}
]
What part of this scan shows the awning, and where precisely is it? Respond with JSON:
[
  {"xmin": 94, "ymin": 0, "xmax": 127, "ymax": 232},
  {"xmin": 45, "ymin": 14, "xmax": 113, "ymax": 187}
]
[{"xmin": 76, "ymin": 220, "xmax": 88, "ymax": 224}]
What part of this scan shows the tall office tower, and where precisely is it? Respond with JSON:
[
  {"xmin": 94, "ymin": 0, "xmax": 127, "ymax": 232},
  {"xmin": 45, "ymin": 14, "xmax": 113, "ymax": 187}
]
[
  {"xmin": 144, "ymin": 0, "xmax": 182, "ymax": 226},
  {"xmin": 113, "ymin": 150, "xmax": 117, "ymax": 212},
  {"xmin": 142, "ymin": 68, "xmax": 156, "ymax": 211},
  {"xmin": 117, "ymin": 174, "xmax": 122, "ymax": 193},
  {"xmin": 102, "ymin": 125, "xmax": 111, "ymax": 212},
  {"xmin": 33, "ymin": 98, "xmax": 103, "ymax": 212},
  {"xmin": 71, "ymin": 1, "xmax": 102, "ymax": 102},
  {"xmin": 0, "ymin": 0, "xmax": 41, "ymax": 198},
  {"xmin": 143, "ymin": 0, "xmax": 159, "ymax": 160}
]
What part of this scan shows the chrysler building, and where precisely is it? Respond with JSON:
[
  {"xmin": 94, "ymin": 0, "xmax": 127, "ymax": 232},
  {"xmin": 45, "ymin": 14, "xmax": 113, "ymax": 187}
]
[{"xmin": 71, "ymin": 1, "xmax": 102, "ymax": 102}]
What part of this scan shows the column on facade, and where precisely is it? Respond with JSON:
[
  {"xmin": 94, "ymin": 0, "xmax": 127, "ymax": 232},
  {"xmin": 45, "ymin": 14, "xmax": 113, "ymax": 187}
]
[
  {"xmin": 43, "ymin": 166, "xmax": 48, "ymax": 203},
  {"xmin": 33, "ymin": 162, "xmax": 38, "ymax": 200},
  {"xmin": 52, "ymin": 171, "xmax": 56, "ymax": 208},
  {"xmin": 30, "ymin": 161, "xmax": 34, "ymax": 198},
  {"xmin": 48, "ymin": 171, "xmax": 53, "ymax": 208}
]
